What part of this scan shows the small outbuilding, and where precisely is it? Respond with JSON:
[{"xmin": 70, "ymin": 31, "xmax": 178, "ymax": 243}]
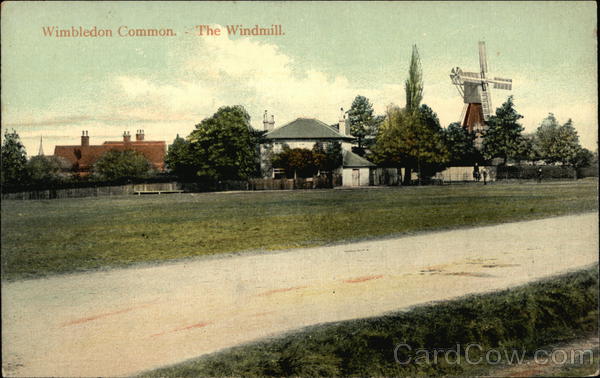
[{"xmin": 341, "ymin": 150, "xmax": 376, "ymax": 187}]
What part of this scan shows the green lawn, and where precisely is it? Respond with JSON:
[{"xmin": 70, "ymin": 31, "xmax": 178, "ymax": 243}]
[{"xmin": 1, "ymin": 180, "xmax": 597, "ymax": 281}]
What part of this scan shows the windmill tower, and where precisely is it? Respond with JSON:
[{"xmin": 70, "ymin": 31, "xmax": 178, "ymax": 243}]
[{"xmin": 449, "ymin": 41, "xmax": 513, "ymax": 148}]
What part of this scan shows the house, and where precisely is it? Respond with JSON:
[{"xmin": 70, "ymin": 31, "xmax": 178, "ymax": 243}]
[
  {"xmin": 261, "ymin": 109, "xmax": 376, "ymax": 186},
  {"xmin": 54, "ymin": 130, "xmax": 166, "ymax": 176}
]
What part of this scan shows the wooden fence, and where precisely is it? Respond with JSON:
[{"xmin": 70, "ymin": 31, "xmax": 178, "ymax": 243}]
[
  {"xmin": 6, "ymin": 166, "xmax": 594, "ymax": 200},
  {"xmin": 1, "ymin": 177, "xmax": 338, "ymax": 200},
  {"xmin": 371, "ymin": 168, "xmax": 401, "ymax": 186},
  {"xmin": 435, "ymin": 166, "xmax": 497, "ymax": 182},
  {"xmin": 2, "ymin": 182, "xmax": 182, "ymax": 200},
  {"xmin": 249, "ymin": 175, "xmax": 335, "ymax": 190}
]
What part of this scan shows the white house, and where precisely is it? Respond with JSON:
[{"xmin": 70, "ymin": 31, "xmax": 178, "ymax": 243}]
[{"xmin": 260, "ymin": 109, "xmax": 376, "ymax": 186}]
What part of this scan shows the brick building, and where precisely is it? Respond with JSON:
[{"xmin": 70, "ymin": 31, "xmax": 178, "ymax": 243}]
[{"xmin": 53, "ymin": 130, "xmax": 166, "ymax": 176}]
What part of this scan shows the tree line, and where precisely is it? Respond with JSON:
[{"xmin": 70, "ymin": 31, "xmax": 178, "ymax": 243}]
[
  {"xmin": 0, "ymin": 130, "xmax": 157, "ymax": 189},
  {"xmin": 1, "ymin": 45, "xmax": 596, "ymax": 189},
  {"xmin": 368, "ymin": 45, "xmax": 595, "ymax": 184}
]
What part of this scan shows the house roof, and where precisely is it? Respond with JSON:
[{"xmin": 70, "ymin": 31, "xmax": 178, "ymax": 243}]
[
  {"xmin": 54, "ymin": 141, "xmax": 166, "ymax": 174},
  {"xmin": 266, "ymin": 118, "xmax": 354, "ymax": 141},
  {"xmin": 343, "ymin": 150, "xmax": 376, "ymax": 168}
]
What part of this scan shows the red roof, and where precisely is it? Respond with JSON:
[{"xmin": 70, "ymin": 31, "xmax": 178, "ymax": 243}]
[{"xmin": 54, "ymin": 139, "xmax": 166, "ymax": 175}]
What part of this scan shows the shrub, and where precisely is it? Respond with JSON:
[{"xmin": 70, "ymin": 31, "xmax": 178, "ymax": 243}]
[
  {"xmin": 92, "ymin": 149, "xmax": 153, "ymax": 180},
  {"xmin": 26, "ymin": 155, "xmax": 71, "ymax": 183},
  {"xmin": 497, "ymin": 165, "xmax": 576, "ymax": 180}
]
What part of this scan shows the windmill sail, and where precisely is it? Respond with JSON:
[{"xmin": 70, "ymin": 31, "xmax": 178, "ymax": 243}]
[
  {"xmin": 478, "ymin": 41, "xmax": 488, "ymax": 75},
  {"xmin": 478, "ymin": 41, "xmax": 493, "ymax": 120},
  {"xmin": 460, "ymin": 71, "xmax": 482, "ymax": 81},
  {"xmin": 449, "ymin": 41, "xmax": 512, "ymax": 133},
  {"xmin": 493, "ymin": 77, "xmax": 512, "ymax": 90},
  {"xmin": 459, "ymin": 103, "xmax": 468, "ymax": 124},
  {"xmin": 480, "ymin": 87, "xmax": 492, "ymax": 120}
]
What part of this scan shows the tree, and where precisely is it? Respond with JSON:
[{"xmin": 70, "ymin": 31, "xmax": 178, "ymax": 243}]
[
  {"xmin": 405, "ymin": 45, "xmax": 423, "ymax": 113},
  {"xmin": 312, "ymin": 142, "xmax": 343, "ymax": 172},
  {"xmin": 372, "ymin": 45, "xmax": 449, "ymax": 184},
  {"xmin": 371, "ymin": 105, "xmax": 406, "ymax": 168},
  {"xmin": 372, "ymin": 104, "xmax": 448, "ymax": 184},
  {"xmin": 482, "ymin": 96, "xmax": 526, "ymax": 165},
  {"xmin": 272, "ymin": 146, "xmax": 315, "ymax": 179},
  {"xmin": 312, "ymin": 143, "xmax": 327, "ymax": 172},
  {"xmin": 26, "ymin": 155, "xmax": 71, "ymax": 183},
  {"xmin": 513, "ymin": 134, "xmax": 537, "ymax": 164},
  {"xmin": 414, "ymin": 105, "xmax": 450, "ymax": 180},
  {"xmin": 444, "ymin": 122, "xmax": 482, "ymax": 166},
  {"xmin": 1, "ymin": 129, "xmax": 28, "ymax": 185},
  {"xmin": 186, "ymin": 105, "xmax": 260, "ymax": 181},
  {"xmin": 534, "ymin": 114, "xmax": 583, "ymax": 166},
  {"xmin": 164, "ymin": 134, "xmax": 196, "ymax": 180},
  {"xmin": 249, "ymin": 127, "xmax": 269, "ymax": 177},
  {"xmin": 92, "ymin": 149, "xmax": 153, "ymax": 181},
  {"xmin": 572, "ymin": 148, "xmax": 594, "ymax": 169},
  {"xmin": 325, "ymin": 141, "xmax": 343, "ymax": 171},
  {"xmin": 533, "ymin": 113, "xmax": 560, "ymax": 163},
  {"xmin": 347, "ymin": 95, "xmax": 380, "ymax": 154}
]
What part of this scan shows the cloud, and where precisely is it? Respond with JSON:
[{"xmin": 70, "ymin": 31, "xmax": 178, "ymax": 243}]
[
  {"xmin": 65, "ymin": 29, "xmax": 406, "ymax": 146},
  {"xmin": 5, "ymin": 27, "xmax": 597, "ymax": 155}
]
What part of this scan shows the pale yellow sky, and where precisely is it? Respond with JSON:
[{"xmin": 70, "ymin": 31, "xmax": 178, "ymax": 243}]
[{"xmin": 1, "ymin": 1, "xmax": 597, "ymax": 153}]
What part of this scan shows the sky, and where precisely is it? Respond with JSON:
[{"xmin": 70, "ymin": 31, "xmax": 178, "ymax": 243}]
[{"xmin": 1, "ymin": 1, "xmax": 597, "ymax": 155}]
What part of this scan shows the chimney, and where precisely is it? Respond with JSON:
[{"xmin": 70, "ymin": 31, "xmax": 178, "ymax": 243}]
[
  {"xmin": 338, "ymin": 108, "xmax": 349, "ymax": 136},
  {"xmin": 269, "ymin": 114, "xmax": 275, "ymax": 130},
  {"xmin": 136, "ymin": 129, "xmax": 144, "ymax": 141},
  {"xmin": 123, "ymin": 131, "xmax": 131, "ymax": 143},
  {"xmin": 263, "ymin": 110, "xmax": 271, "ymax": 132},
  {"xmin": 81, "ymin": 130, "xmax": 89, "ymax": 146}
]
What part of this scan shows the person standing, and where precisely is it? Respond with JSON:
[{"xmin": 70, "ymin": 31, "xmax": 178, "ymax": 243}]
[
  {"xmin": 473, "ymin": 163, "xmax": 480, "ymax": 182},
  {"xmin": 537, "ymin": 168, "xmax": 543, "ymax": 183},
  {"xmin": 482, "ymin": 168, "xmax": 488, "ymax": 185}
]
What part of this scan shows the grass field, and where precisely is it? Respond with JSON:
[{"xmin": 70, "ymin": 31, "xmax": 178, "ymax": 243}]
[
  {"xmin": 143, "ymin": 266, "xmax": 599, "ymax": 377},
  {"xmin": 1, "ymin": 180, "xmax": 597, "ymax": 280}
]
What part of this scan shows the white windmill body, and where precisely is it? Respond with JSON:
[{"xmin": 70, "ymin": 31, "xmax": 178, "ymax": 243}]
[{"xmin": 450, "ymin": 41, "xmax": 513, "ymax": 149}]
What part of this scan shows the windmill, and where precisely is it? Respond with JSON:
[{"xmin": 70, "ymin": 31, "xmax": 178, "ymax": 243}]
[{"xmin": 449, "ymin": 41, "xmax": 512, "ymax": 148}]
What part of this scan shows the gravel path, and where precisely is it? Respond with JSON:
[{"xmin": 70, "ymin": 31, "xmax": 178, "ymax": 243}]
[{"xmin": 2, "ymin": 213, "xmax": 598, "ymax": 377}]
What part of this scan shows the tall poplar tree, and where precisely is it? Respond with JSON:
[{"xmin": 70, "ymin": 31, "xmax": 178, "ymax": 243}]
[{"xmin": 405, "ymin": 45, "xmax": 423, "ymax": 113}]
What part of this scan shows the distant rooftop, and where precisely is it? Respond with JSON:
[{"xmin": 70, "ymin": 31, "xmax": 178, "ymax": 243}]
[{"xmin": 265, "ymin": 118, "xmax": 354, "ymax": 140}]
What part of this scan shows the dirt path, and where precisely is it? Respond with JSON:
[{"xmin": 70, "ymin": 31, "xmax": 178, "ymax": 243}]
[
  {"xmin": 486, "ymin": 336, "xmax": 599, "ymax": 377},
  {"xmin": 2, "ymin": 213, "xmax": 598, "ymax": 377}
]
